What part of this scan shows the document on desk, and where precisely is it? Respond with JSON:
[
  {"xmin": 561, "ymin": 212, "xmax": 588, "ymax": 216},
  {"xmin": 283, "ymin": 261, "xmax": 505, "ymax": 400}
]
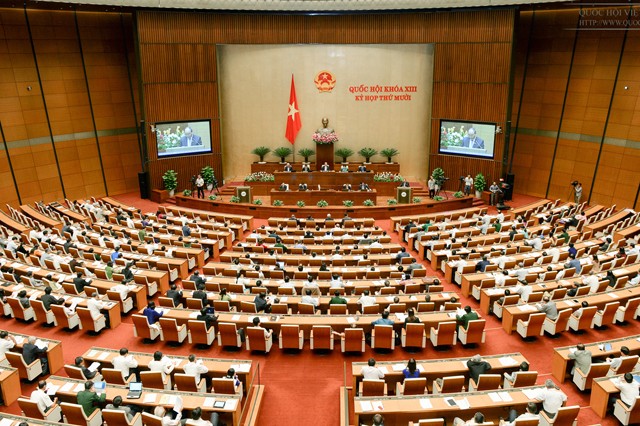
[
  {"xmin": 607, "ymin": 292, "xmax": 619, "ymax": 299},
  {"xmin": 231, "ymin": 315, "xmax": 241, "ymax": 321},
  {"xmin": 498, "ymin": 392, "xmax": 513, "ymax": 402},
  {"xmin": 346, "ymin": 316, "xmax": 356, "ymax": 324},
  {"xmin": 231, "ymin": 363, "xmax": 251, "ymax": 373},
  {"xmin": 45, "ymin": 384, "xmax": 60, "ymax": 395},
  {"xmin": 225, "ymin": 399, "xmax": 238, "ymax": 410},
  {"xmin": 88, "ymin": 362, "xmax": 101, "ymax": 372},
  {"xmin": 88, "ymin": 350, "xmax": 99, "ymax": 357},
  {"xmin": 372, "ymin": 400, "xmax": 384, "ymax": 411},
  {"xmin": 360, "ymin": 401, "xmax": 373, "ymax": 412},
  {"xmin": 60, "ymin": 382, "xmax": 75, "ymax": 392},
  {"xmin": 457, "ymin": 398, "xmax": 470, "ymax": 409},
  {"xmin": 392, "ymin": 363, "xmax": 405, "ymax": 371},
  {"xmin": 0, "ymin": 419, "xmax": 14, "ymax": 426},
  {"xmin": 498, "ymin": 356, "xmax": 518, "ymax": 367},
  {"xmin": 522, "ymin": 388, "xmax": 540, "ymax": 400},
  {"xmin": 517, "ymin": 305, "xmax": 537, "ymax": 312},
  {"xmin": 98, "ymin": 352, "xmax": 110, "ymax": 360},
  {"xmin": 419, "ymin": 398, "xmax": 432, "ymax": 409},
  {"xmin": 74, "ymin": 383, "xmax": 85, "ymax": 393},
  {"xmin": 488, "ymin": 392, "xmax": 502, "ymax": 403},
  {"xmin": 144, "ymin": 393, "xmax": 157, "ymax": 403},
  {"xmin": 204, "ymin": 397, "xmax": 215, "ymax": 407},
  {"xmin": 189, "ymin": 311, "xmax": 199, "ymax": 319}
]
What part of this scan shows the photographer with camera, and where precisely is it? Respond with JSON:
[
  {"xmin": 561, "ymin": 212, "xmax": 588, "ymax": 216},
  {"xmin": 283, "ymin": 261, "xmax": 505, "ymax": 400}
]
[
  {"xmin": 571, "ymin": 181, "xmax": 583, "ymax": 204},
  {"xmin": 195, "ymin": 174, "xmax": 205, "ymax": 199}
]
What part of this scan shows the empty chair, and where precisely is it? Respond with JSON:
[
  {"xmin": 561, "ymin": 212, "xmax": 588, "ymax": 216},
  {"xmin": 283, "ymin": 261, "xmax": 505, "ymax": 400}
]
[
  {"xmin": 567, "ymin": 306, "xmax": 597, "ymax": 332},
  {"xmin": 60, "ymin": 402, "xmax": 103, "ymax": 426},
  {"xmin": 468, "ymin": 373, "xmax": 502, "ymax": 392},
  {"xmin": 18, "ymin": 396, "xmax": 62, "ymax": 421},
  {"xmin": 186, "ymin": 298, "xmax": 204, "ymax": 310},
  {"xmin": 341, "ymin": 328, "xmax": 365, "ymax": 353},
  {"xmin": 102, "ymin": 409, "xmax": 142, "ymax": 426},
  {"xmin": 615, "ymin": 297, "xmax": 640, "ymax": 323},
  {"xmin": 389, "ymin": 303, "xmax": 406, "ymax": 313},
  {"xmin": 174, "ymin": 372, "xmax": 206, "ymax": 393},
  {"xmin": 158, "ymin": 296, "xmax": 181, "ymax": 309},
  {"xmin": 432, "ymin": 375, "xmax": 465, "ymax": 394},
  {"xmin": 279, "ymin": 324, "xmax": 304, "ymax": 350},
  {"xmin": 31, "ymin": 300, "xmax": 56, "ymax": 326},
  {"xmin": 140, "ymin": 370, "xmax": 171, "ymax": 390},
  {"xmin": 159, "ymin": 317, "xmax": 187, "ymax": 344},
  {"xmin": 516, "ymin": 313, "xmax": 546, "ymax": 339},
  {"xmin": 592, "ymin": 301, "xmax": 620, "ymax": 328},
  {"xmin": 310, "ymin": 325, "xmax": 334, "ymax": 351},
  {"xmin": 246, "ymin": 327, "xmax": 273, "ymax": 353},
  {"xmin": 572, "ymin": 362, "xmax": 610, "ymax": 391},
  {"xmin": 358, "ymin": 378, "xmax": 387, "ymax": 396},
  {"xmin": 217, "ymin": 322, "xmax": 242, "ymax": 348},
  {"xmin": 51, "ymin": 304, "xmax": 81, "ymax": 330},
  {"xmin": 429, "ymin": 321, "xmax": 456, "ymax": 348},
  {"xmin": 396, "ymin": 377, "xmax": 427, "ymax": 396},
  {"xmin": 539, "ymin": 405, "xmax": 580, "ymax": 426},
  {"xmin": 614, "ymin": 398, "xmax": 640, "ymax": 425},
  {"xmin": 107, "ymin": 290, "xmax": 134, "ymax": 314},
  {"xmin": 401, "ymin": 323, "xmax": 426, "ymax": 349},
  {"xmin": 102, "ymin": 367, "xmax": 135, "ymax": 385},
  {"xmin": 458, "ymin": 319, "xmax": 486, "ymax": 345},
  {"xmin": 132, "ymin": 314, "xmax": 162, "ymax": 341},
  {"xmin": 417, "ymin": 302, "xmax": 434, "ymax": 312},
  {"xmin": 77, "ymin": 307, "xmax": 107, "ymax": 334},
  {"xmin": 371, "ymin": 324, "xmax": 395, "ymax": 350},
  {"xmin": 503, "ymin": 371, "xmax": 538, "ymax": 389},
  {"xmin": 542, "ymin": 309, "xmax": 571, "ymax": 336},
  {"xmin": 329, "ymin": 304, "xmax": 347, "ymax": 315},
  {"xmin": 270, "ymin": 303, "xmax": 290, "ymax": 314},
  {"xmin": 7, "ymin": 298, "xmax": 35, "ymax": 322},
  {"xmin": 6, "ymin": 351, "xmax": 42, "ymax": 381},
  {"xmin": 187, "ymin": 320, "xmax": 215, "ymax": 346},
  {"xmin": 240, "ymin": 301, "xmax": 257, "ymax": 313},
  {"xmin": 362, "ymin": 304, "xmax": 380, "ymax": 315}
]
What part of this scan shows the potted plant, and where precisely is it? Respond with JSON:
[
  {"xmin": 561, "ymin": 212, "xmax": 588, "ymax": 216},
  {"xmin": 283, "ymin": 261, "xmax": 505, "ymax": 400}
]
[
  {"xmin": 251, "ymin": 146, "xmax": 271, "ymax": 163},
  {"xmin": 296, "ymin": 200, "xmax": 305, "ymax": 207},
  {"xmin": 200, "ymin": 166, "xmax": 215, "ymax": 191},
  {"xmin": 162, "ymin": 170, "xmax": 178, "ymax": 197},
  {"xmin": 474, "ymin": 173, "xmax": 486, "ymax": 198},
  {"xmin": 298, "ymin": 147, "xmax": 315, "ymax": 163},
  {"xmin": 434, "ymin": 195, "xmax": 444, "ymax": 201},
  {"xmin": 380, "ymin": 148, "xmax": 399, "ymax": 163},
  {"xmin": 412, "ymin": 197, "xmax": 422, "ymax": 203},
  {"xmin": 230, "ymin": 196, "xmax": 241, "ymax": 203},
  {"xmin": 208, "ymin": 195, "xmax": 218, "ymax": 201},
  {"xmin": 358, "ymin": 147, "xmax": 378, "ymax": 164},
  {"xmin": 432, "ymin": 168, "xmax": 446, "ymax": 187},
  {"xmin": 182, "ymin": 189, "xmax": 192, "ymax": 197},
  {"xmin": 363, "ymin": 199, "xmax": 375, "ymax": 206},
  {"xmin": 454, "ymin": 191, "xmax": 464, "ymax": 198},
  {"xmin": 335, "ymin": 147, "xmax": 354, "ymax": 163},
  {"xmin": 343, "ymin": 200, "xmax": 354, "ymax": 207},
  {"xmin": 273, "ymin": 146, "xmax": 293, "ymax": 163},
  {"xmin": 387, "ymin": 198, "xmax": 398, "ymax": 205},
  {"xmin": 273, "ymin": 200, "xmax": 284, "ymax": 206},
  {"xmin": 253, "ymin": 199, "xmax": 263, "ymax": 205},
  {"xmin": 317, "ymin": 200, "xmax": 329, "ymax": 208}
]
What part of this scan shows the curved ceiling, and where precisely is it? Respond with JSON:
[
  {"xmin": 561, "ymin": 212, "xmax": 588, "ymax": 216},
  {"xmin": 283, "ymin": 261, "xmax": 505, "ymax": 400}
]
[{"xmin": 31, "ymin": 0, "xmax": 566, "ymax": 12}]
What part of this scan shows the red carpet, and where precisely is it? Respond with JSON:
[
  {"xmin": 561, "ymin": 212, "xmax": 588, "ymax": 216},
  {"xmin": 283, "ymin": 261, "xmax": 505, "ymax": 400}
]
[{"xmin": 0, "ymin": 192, "xmax": 625, "ymax": 425}]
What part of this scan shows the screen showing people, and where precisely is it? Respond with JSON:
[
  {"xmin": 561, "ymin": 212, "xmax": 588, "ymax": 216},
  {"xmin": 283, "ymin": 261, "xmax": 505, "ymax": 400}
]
[
  {"xmin": 439, "ymin": 120, "xmax": 496, "ymax": 159},
  {"xmin": 155, "ymin": 120, "xmax": 212, "ymax": 158}
]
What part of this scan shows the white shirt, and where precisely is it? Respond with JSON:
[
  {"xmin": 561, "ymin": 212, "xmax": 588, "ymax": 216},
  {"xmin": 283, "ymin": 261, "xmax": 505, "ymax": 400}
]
[
  {"xmin": 330, "ymin": 278, "xmax": 344, "ymax": 288},
  {"xmin": 358, "ymin": 295, "xmax": 376, "ymax": 307},
  {"xmin": 87, "ymin": 298, "xmax": 106, "ymax": 320},
  {"xmin": 494, "ymin": 273, "xmax": 507, "ymax": 287},
  {"xmin": 149, "ymin": 357, "xmax": 174, "ymax": 376},
  {"xmin": 0, "ymin": 337, "xmax": 15, "ymax": 360},
  {"xmin": 464, "ymin": 177, "xmax": 473, "ymax": 187},
  {"xmin": 301, "ymin": 295, "xmax": 319, "ymax": 307},
  {"xmin": 514, "ymin": 283, "xmax": 533, "ymax": 303},
  {"xmin": 536, "ymin": 388, "xmax": 567, "ymax": 414},
  {"xmin": 503, "ymin": 413, "xmax": 539, "ymax": 426},
  {"xmin": 361, "ymin": 365, "xmax": 384, "ymax": 380},
  {"xmin": 111, "ymin": 284, "xmax": 134, "ymax": 300},
  {"xmin": 186, "ymin": 419, "xmax": 212, "ymax": 426},
  {"xmin": 113, "ymin": 354, "xmax": 138, "ymax": 378},
  {"xmin": 31, "ymin": 388, "xmax": 54, "ymax": 412},
  {"xmin": 613, "ymin": 378, "xmax": 640, "ymax": 406},
  {"xmin": 583, "ymin": 275, "xmax": 600, "ymax": 293},
  {"xmin": 183, "ymin": 360, "xmax": 209, "ymax": 383}
]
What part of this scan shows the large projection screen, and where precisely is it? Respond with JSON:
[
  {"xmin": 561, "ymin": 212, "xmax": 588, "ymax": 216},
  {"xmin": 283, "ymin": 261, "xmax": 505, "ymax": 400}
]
[{"xmin": 218, "ymin": 44, "xmax": 434, "ymax": 181}]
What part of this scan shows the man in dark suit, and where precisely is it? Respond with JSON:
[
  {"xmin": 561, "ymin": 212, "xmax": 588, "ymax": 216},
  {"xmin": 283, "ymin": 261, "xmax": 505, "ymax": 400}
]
[
  {"xmin": 196, "ymin": 306, "xmax": 219, "ymax": 330},
  {"xmin": 298, "ymin": 183, "xmax": 308, "ymax": 191},
  {"xmin": 359, "ymin": 182, "xmax": 370, "ymax": 191},
  {"xmin": 73, "ymin": 272, "xmax": 92, "ymax": 294},
  {"xmin": 190, "ymin": 271, "xmax": 206, "ymax": 286},
  {"xmin": 357, "ymin": 164, "xmax": 367, "ymax": 172},
  {"xmin": 23, "ymin": 336, "xmax": 49, "ymax": 375},
  {"xmin": 456, "ymin": 305, "xmax": 479, "ymax": 332},
  {"xmin": 192, "ymin": 283, "xmax": 208, "ymax": 307},
  {"xmin": 283, "ymin": 163, "xmax": 293, "ymax": 172},
  {"xmin": 166, "ymin": 284, "xmax": 183, "ymax": 307},
  {"xmin": 400, "ymin": 180, "xmax": 410, "ymax": 187},
  {"xmin": 75, "ymin": 356, "xmax": 100, "ymax": 380},
  {"xmin": 461, "ymin": 128, "xmax": 485, "ymax": 149},
  {"xmin": 40, "ymin": 286, "xmax": 64, "ymax": 311},
  {"xmin": 320, "ymin": 162, "xmax": 331, "ymax": 172},
  {"xmin": 254, "ymin": 292, "xmax": 271, "ymax": 313},
  {"xmin": 179, "ymin": 127, "xmax": 202, "ymax": 147}
]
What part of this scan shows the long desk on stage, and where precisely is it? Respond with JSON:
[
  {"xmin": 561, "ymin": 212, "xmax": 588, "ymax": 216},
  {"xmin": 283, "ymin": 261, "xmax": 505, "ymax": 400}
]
[
  {"xmin": 274, "ymin": 171, "xmax": 374, "ymax": 186},
  {"xmin": 82, "ymin": 346, "xmax": 253, "ymax": 390},
  {"xmin": 270, "ymin": 189, "xmax": 377, "ymax": 205},
  {"xmin": 351, "ymin": 353, "xmax": 527, "ymax": 394},
  {"xmin": 354, "ymin": 386, "xmax": 545, "ymax": 425},
  {"xmin": 0, "ymin": 365, "xmax": 20, "ymax": 406},
  {"xmin": 551, "ymin": 334, "xmax": 640, "ymax": 384},
  {"xmin": 47, "ymin": 376, "xmax": 243, "ymax": 426}
]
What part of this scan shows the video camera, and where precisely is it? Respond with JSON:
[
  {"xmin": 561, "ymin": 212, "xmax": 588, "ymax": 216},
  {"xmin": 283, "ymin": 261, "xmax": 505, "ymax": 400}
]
[{"xmin": 571, "ymin": 181, "xmax": 579, "ymax": 186}]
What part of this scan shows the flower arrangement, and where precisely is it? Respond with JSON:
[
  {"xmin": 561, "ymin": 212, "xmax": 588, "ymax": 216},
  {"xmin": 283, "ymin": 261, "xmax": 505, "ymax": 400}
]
[
  {"xmin": 244, "ymin": 172, "xmax": 275, "ymax": 182},
  {"xmin": 182, "ymin": 189, "xmax": 192, "ymax": 196},
  {"xmin": 253, "ymin": 199, "xmax": 263, "ymax": 205},
  {"xmin": 440, "ymin": 124, "xmax": 466, "ymax": 148},
  {"xmin": 312, "ymin": 131, "xmax": 339, "ymax": 145},
  {"xmin": 273, "ymin": 200, "xmax": 284, "ymax": 206},
  {"xmin": 363, "ymin": 199, "xmax": 375, "ymax": 206},
  {"xmin": 373, "ymin": 172, "xmax": 405, "ymax": 182},
  {"xmin": 387, "ymin": 198, "xmax": 398, "ymax": 205},
  {"xmin": 230, "ymin": 196, "xmax": 241, "ymax": 203},
  {"xmin": 296, "ymin": 200, "xmax": 306, "ymax": 207},
  {"xmin": 317, "ymin": 200, "xmax": 329, "ymax": 208},
  {"xmin": 412, "ymin": 197, "xmax": 422, "ymax": 203},
  {"xmin": 342, "ymin": 200, "xmax": 354, "ymax": 207},
  {"xmin": 208, "ymin": 195, "xmax": 218, "ymax": 201},
  {"xmin": 156, "ymin": 126, "xmax": 182, "ymax": 150}
]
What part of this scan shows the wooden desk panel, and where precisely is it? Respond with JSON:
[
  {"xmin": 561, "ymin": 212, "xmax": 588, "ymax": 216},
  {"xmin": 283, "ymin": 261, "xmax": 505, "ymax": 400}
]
[
  {"xmin": 270, "ymin": 189, "xmax": 377, "ymax": 206},
  {"xmin": 0, "ymin": 366, "xmax": 20, "ymax": 406},
  {"xmin": 0, "ymin": 210, "xmax": 30, "ymax": 234},
  {"xmin": 273, "ymin": 171, "xmax": 374, "ymax": 186},
  {"xmin": 11, "ymin": 332, "xmax": 64, "ymax": 375},
  {"xmin": 20, "ymin": 205, "xmax": 62, "ymax": 230},
  {"xmin": 590, "ymin": 370, "xmax": 639, "ymax": 418}
]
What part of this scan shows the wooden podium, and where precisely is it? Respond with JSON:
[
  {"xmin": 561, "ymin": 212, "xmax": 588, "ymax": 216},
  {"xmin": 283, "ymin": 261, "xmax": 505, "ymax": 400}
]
[{"xmin": 315, "ymin": 143, "xmax": 334, "ymax": 171}]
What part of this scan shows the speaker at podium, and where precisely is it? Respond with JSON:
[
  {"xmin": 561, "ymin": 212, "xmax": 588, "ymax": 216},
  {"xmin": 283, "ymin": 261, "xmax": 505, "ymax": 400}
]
[
  {"xmin": 235, "ymin": 186, "xmax": 252, "ymax": 203},
  {"xmin": 396, "ymin": 187, "xmax": 412, "ymax": 204}
]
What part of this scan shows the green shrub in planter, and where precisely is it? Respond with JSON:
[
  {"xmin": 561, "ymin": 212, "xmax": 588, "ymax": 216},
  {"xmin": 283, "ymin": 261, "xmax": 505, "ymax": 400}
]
[
  {"xmin": 434, "ymin": 195, "xmax": 444, "ymax": 201},
  {"xmin": 298, "ymin": 147, "xmax": 315, "ymax": 162},
  {"xmin": 317, "ymin": 200, "xmax": 328, "ymax": 207},
  {"xmin": 162, "ymin": 169, "xmax": 178, "ymax": 192},
  {"xmin": 387, "ymin": 198, "xmax": 398, "ymax": 205},
  {"xmin": 412, "ymin": 197, "xmax": 422, "ymax": 203},
  {"xmin": 380, "ymin": 147, "xmax": 399, "ymax": 163},
  {"xmin": 200, "ymin": 166, "xmax": 215, "ymax": 186},
  {"xmin": 230, "ymin": 196, "xmax": 241, "ymax": 203},
  {"xmin": 273, "ymin": 200, "xmax": 284, "ymax": 206},
  {"xmin": 182, "ymin": 189, "xmax": 192, "ymax": 196},
  {"xmin": 252, "ymin": 146, "xmax": 271, "ymax": 162},
  {"xmin": 454, "ymin": 191, "xmax": 464, "ymax": 198},
  {"xmin": 474, "ymin": 173, "xmax": 487, "ymax": 192},
  {"xmin": 342, "ymin": 200, "xmax": 354, "ymax": 207},
  {"xmin": 358, "ymin": 147, "xmax": 377, "ymax": 163},
  {"xmin": 335, "ymin": 147, "xmax": 354, "ymax": 163},
  {"xmin": 273, "ymin": 146, "xmax": 293, "ymax": 162},
  {"xmin": 253, "ymin": 199, "xmax": 263, "ymax": 205},
  {"xmin": 296, "ymin": 200, "xmax": 305, "ymax": 207},
  {"xmin": 432, "ymin": 167, "xmax": 445, "ymax": 186},
  {"xmin": 363, "ymin": 199, "xmax": 375, "ymax": 206},
  {"xmin": 208, "ymin": 195, "xmax": 218, "ymax": 201}
]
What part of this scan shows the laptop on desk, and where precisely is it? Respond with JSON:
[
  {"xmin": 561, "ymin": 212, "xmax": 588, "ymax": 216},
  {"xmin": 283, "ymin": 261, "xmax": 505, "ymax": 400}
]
[{"xmin": 126, "ymin": 382, "xmax": 143, "ymax": 399}]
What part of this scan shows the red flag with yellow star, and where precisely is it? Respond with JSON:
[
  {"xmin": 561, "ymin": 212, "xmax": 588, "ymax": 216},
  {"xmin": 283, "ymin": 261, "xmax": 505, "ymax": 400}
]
[{"xmin": 285, "ymin": 75, "xmax": 301, "ymax": 144}]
